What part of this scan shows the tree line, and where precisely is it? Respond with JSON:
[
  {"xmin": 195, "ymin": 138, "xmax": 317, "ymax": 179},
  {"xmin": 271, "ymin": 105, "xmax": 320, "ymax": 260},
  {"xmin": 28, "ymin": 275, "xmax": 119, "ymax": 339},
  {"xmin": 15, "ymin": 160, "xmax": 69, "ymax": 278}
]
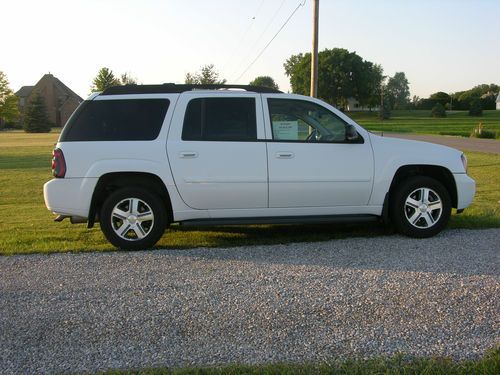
[
  {"xmin": 414, "ymin": 84, "xmax": 499, "ymax": 112},
  {"xmin": 1, "ymin": 50, "xmax": 499, "ymax": 132}
]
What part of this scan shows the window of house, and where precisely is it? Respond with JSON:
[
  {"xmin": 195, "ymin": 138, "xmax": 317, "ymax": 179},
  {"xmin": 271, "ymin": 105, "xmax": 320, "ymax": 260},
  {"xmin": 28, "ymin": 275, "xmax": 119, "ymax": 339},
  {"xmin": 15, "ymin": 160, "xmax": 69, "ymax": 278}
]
[
  {"xmin": 268, "ymin": 99, "xmax": 348, "ymax": 142},
  {"xmin": 182, "ymin": 98, "xmax": 257, "ymax": 141}
]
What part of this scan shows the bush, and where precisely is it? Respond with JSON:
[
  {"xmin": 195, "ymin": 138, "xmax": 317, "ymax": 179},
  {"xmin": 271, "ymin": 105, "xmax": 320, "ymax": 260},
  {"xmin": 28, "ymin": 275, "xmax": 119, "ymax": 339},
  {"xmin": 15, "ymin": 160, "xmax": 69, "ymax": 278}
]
[
  {"xmin": 469, "ymin": 99, "xmax": 483, "ymax": 116},
  {"xmin": 473, "ymin": 129, "xmax": 497, "ymax": 139},
  {"xmin": 439, "ymin": 131, "xmax": 470, "ymax": 137},
  {"xmin": 431, "ymin": 103, "xmax": 446, "ymax": 117},
  {"xmin": 2, "ymin": 121, "xmax": 21, "ymax": 129},
  {"xmin": 471, "ymin": 123, "xmax": 497, "ymax": 139}
]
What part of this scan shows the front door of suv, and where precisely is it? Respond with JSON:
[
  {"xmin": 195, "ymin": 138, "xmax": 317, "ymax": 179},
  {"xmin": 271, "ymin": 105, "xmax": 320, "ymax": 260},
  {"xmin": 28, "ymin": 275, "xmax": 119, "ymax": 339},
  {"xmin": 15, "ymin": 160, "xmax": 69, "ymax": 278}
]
[
  {"xmin": 263, "ymin": 97, "xmax": 374, "ymax": 208},
  {"xmin": 167, "ymin": 94, "xmax": 268, "ymax": 210}
]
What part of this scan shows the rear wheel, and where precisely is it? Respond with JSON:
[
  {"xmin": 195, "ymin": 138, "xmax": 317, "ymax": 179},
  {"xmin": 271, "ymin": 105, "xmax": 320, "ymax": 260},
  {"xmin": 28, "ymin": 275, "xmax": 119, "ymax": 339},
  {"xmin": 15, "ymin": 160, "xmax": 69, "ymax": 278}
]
[
  {"xmin": 390, "ymin": 176, "xmax": 451, "ymax": 238},
  {"xmin": 100, "ymin": 187, "xmax": 167, "ymax": 250}
]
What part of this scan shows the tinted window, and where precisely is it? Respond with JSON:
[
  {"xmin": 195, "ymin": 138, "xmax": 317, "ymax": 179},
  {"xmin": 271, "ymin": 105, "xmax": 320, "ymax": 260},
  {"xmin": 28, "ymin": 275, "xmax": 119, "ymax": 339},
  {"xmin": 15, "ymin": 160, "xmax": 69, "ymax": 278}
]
[
  {"xmin": 182, "ymin": 98, "xmax": 257, "ymax": 141},
  {"xmin": 268, "ymin": 99, "xmax": 348, "ymax": 142},
  {"xmin": 60, "ymin": 99, "xmax": 169, "ymax": 141}
]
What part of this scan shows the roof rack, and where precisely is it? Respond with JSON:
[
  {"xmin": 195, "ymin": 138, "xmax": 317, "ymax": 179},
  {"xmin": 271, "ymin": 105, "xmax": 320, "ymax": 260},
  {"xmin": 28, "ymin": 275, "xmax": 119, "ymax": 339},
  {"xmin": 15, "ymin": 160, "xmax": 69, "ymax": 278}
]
[{"xmin": 101, "ymin": 83, "xmax": 282, "ymax": 95}]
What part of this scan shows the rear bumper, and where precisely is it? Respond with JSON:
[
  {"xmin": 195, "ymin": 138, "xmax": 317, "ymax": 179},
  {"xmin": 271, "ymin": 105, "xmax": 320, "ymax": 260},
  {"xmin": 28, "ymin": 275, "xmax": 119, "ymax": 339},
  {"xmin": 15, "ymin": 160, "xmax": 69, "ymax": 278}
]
[
  {"xmin": 43, "ymin": 178, "xmax": 98, "ymax": 218},
  {"xmin": 453, "ymin": 173, "xmax": 475, "ymax": 210}
]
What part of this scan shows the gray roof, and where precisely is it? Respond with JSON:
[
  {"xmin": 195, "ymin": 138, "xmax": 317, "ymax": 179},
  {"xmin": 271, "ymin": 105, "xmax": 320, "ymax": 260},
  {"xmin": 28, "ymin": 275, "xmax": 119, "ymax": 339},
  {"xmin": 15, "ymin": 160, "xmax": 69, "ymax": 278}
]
[{"xmin": 15, "ymin": 86, "xmax": 35, "ymax": 97}]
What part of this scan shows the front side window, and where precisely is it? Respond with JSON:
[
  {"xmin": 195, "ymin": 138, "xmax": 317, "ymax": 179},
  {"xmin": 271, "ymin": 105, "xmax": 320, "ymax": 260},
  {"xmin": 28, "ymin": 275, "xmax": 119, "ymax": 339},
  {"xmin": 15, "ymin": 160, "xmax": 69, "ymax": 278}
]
[
  {"xmin": 268, "ymin": 99, "xmax": 348, "ymax": 142},
  {"xmin": 182, "ymin": 97, "xmax": 257, "ymax": 141}
]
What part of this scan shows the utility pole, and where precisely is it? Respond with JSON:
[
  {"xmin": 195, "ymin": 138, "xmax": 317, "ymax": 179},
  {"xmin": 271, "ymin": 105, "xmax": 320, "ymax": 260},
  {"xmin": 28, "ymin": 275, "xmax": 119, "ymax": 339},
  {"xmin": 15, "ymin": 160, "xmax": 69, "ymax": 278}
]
[{"xmin": 310, "ymin": 0, "xmax": 319, "ymax": 98}]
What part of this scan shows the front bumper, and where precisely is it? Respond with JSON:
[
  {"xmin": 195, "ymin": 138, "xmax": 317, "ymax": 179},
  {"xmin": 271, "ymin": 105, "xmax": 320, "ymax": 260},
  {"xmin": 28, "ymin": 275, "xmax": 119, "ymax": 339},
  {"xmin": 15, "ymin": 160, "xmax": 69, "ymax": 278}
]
[{"xmin": 453, "ymin": 173, "xmax": 475, "ymax": 210}]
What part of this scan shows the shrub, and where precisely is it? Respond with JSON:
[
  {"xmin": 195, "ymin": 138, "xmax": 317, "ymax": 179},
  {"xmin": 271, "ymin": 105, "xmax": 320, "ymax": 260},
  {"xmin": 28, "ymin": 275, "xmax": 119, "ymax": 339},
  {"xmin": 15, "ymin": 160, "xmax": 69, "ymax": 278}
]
[
  {"xmin": 469, "ymin": 99, "xmax": 483, "ymax": 116},
  {"xmin": 0, "ymin": 120, "xmax": 20, "ymax": 130},
  {"xmin": 471, "ymin": 123, "xmax": 497, "ymax": 139},
  {"xmin": 431, "ymin": 103, "xmax": 446, "ymax": 117},
  {"xmin": 475, "ymin": 130, "xmax": 497, "ymax": 139},
  {"xmin": 439, "ymin": 131, "xmax": 470, "ymax": 137}
]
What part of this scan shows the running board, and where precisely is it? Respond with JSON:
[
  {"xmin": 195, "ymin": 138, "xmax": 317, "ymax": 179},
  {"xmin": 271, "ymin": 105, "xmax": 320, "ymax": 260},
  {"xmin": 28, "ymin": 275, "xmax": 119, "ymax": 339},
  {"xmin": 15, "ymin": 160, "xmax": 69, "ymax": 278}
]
[{"xmin": 179, "ymin": 214, "xmax": 378, "ymax": 227}]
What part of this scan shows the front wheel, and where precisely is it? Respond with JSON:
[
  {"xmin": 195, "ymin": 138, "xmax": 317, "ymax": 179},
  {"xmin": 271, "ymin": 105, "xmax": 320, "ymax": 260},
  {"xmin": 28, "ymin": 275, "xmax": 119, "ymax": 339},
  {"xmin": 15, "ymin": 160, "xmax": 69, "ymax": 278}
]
[
  {"xmin": 390, "ymin": 176, "xmax": 451, "ymax": 238},
  {"xmin": 100, "ymin": 188, "xmax": 167, "ymax": 250}
]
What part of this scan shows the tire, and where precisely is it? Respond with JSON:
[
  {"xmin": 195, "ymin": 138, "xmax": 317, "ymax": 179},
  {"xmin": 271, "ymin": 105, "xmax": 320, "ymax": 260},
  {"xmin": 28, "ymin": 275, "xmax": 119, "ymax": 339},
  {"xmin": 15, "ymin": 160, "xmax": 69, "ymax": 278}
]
[
  {"xmin": 100, "ymin": 187, "xmax": 167, "ymax": 250},
  {"xmin": 390, "ymin": 176, "xmax": 451, "ymax": 238}
]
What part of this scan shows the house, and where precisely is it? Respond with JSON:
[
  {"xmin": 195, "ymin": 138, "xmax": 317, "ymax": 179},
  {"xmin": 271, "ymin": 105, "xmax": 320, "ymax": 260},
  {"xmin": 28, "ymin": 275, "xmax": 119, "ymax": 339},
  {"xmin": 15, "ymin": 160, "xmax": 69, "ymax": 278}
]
[
  {"xmin": 496, "ymin": 93, "xmax": 500, "ymax": 110},
  {"xmin": 15, "ymin": 73, "xmax": 83, "ymax": 127}
]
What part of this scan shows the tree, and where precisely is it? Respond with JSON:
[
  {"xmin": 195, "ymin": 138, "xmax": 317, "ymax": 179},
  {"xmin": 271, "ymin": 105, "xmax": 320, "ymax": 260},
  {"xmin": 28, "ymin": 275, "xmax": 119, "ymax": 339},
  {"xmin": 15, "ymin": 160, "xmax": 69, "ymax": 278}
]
[
  {"xmin": 120, "ymin": 73, "xmax": 137, "ymax": 85},
  {"xmin": 0, "ymin": 94, "xmax": 20, "ymax": 126},
  {"xmin": 410, "ymin": 95, "xmax": 420, "ymax": 109},
  {"xmin": 379, "ymin": 96, "xmax": 391, "ymax": 120},
  {"xmin": 284, "ymin": 48, "xmax": 383, "ymax": 108},
  {"xmin": 431, "ymin": 103, "xmax": 446, "ymax": 118},
  {"xmin": 469, "ymin": 99, "xmax": 483, "ymax": 116},
  {"xmin": 0, "ymin": 71, "xmax": 20, "ymax": 128},
  {"xmin": 0, "ymin": 71, "xmax": 12, "ymax": 104},
  {"xmin": 185, "ymin": 64, "xmax": 226, "ymax": 85},
  {"xmin": 455, "ymin": 84, "xmax": 499, "ymax": 110},
  {"xmin": 429, "ymin": 92, "xmax": 451, "ymax": 107},
  {"xmin": 91, "ymin": 67, "xmax": 121, "ymax": 92},
  {"xmin": 385, "ymin": 72, "xmax": 410, "ymax": 109},
  {"xmin": 249, "ymin": 76, "xmax": 279, "ymax": 90},
  {"xmin": 23, "ymin": 92, "xmax": 51, "ymax": 133}
]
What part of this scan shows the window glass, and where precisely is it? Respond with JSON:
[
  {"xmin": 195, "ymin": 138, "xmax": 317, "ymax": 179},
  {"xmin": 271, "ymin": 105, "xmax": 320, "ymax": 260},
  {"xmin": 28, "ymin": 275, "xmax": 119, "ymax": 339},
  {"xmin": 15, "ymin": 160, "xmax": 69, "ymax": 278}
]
[
  {"xmin": 60, "ymin": 99, "xmax": 169, "ymax": 141},
  {"xmin": 182, "ymin": 98, "xmax": 257, "ymax": 141},
  {"xmin": 268, "ymin": 99, "xmax": 348, "ymax": 142}
]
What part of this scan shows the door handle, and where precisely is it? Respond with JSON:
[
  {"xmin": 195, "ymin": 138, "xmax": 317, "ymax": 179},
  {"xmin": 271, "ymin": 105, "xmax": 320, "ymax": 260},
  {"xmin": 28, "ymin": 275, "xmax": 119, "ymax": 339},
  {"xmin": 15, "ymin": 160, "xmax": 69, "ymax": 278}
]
[
  {"xmin": 276, "ymin": 152, "xmax": 294, "ymax": 159},
  {"xmin": 180, "ymin": 151, "xmax": 198, "ymax": 158}
]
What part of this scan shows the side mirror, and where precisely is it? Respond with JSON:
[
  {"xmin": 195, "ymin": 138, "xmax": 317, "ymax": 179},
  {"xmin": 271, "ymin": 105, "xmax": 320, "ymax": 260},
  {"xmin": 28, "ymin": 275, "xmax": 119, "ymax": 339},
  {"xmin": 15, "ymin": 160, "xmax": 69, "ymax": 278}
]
[{"xmin": 345, "ymin": 124, "xmax": 359, "ymax": 142}]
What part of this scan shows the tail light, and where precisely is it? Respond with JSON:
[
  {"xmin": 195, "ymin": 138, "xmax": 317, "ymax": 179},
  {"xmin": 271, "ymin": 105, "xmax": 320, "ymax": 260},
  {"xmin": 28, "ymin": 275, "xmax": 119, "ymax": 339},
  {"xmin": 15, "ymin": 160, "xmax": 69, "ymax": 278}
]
[{"xmin": 52, "ymin": 148, "xmax": 66, "ymax": 178}]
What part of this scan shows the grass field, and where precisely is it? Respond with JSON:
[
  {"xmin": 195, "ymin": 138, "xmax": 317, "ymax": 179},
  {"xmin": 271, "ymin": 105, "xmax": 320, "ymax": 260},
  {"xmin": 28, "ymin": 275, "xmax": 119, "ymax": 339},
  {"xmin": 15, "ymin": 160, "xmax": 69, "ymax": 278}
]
[
  {"xmin": 348, "ymin": 109, "xmax": 500, "ymax": 138},
  {"xmin": 108, "ymin": 349, "xmax": 500, "ymax": 374},
  {"xmin": 0, "ymin": 130, "xmax": 498, "ymax": 256}
]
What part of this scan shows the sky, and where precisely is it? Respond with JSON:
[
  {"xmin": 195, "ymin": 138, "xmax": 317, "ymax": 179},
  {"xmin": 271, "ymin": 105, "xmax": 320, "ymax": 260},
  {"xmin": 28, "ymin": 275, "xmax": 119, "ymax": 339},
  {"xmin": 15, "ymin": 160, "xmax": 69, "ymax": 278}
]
[{"xmin": 2, "ymin": 0, "xmax": 499, "ymax": 100}]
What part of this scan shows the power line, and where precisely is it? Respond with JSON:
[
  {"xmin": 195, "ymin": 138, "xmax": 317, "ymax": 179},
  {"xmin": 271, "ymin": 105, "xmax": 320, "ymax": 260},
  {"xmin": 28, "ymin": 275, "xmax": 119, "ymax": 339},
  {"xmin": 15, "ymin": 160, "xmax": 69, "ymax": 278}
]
[
  {"xmin": 234, "ymin": 0, "xmax": 306, "ymax": 83},
  {"xmin": 229, "ymin": 0, "xmax": 287, "ymax": 80},
  {"xmin": 223, "ymin": 0, "xmax": 267, "ymax": 73}
]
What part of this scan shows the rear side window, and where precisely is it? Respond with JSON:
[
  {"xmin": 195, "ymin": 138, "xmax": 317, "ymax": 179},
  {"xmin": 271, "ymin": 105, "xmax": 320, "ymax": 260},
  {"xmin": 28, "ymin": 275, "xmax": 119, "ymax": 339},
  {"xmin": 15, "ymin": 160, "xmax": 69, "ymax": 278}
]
[
  {"xmin": 182, "ymin": 98, "xmax": 257, "ymax": 141},
  {"xmin": 60, "ymin": 99, "xmax": 169, "ymax": 141}
]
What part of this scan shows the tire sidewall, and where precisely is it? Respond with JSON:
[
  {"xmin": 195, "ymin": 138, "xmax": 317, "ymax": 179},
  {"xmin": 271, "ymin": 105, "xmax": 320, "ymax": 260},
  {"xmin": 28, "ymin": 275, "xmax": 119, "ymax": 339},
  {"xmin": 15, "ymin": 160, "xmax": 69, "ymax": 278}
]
[
  {"xmin": 390, "ymin": 176, "xmax": 451, "ymax": 238},
  {"xmin": 100, "ymin": 187, "xmax": 167, "ymax": 250}
]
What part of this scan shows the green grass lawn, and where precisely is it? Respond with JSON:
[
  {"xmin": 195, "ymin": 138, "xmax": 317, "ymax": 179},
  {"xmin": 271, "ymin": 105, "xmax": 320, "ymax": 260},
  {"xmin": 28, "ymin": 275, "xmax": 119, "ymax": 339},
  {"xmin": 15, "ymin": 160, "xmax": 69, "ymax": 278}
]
[
  {"xmin": 0, "ymin": 131, "xmax": 498, "ymax": 255},
  {"xmin": 348, "ymin": 109, "xmax": 500, "ymax": 138},
  {"xmin": 106, "ymin": 348, "xmax": 500, "ymax": 374}
]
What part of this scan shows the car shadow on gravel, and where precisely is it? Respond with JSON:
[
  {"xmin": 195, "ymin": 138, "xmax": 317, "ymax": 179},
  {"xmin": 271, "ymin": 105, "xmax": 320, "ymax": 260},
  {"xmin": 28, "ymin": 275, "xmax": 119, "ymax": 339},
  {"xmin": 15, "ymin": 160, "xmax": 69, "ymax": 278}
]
[{"xmin": 155, "ymin": 228, "xmax": 499, "ymax": 277}]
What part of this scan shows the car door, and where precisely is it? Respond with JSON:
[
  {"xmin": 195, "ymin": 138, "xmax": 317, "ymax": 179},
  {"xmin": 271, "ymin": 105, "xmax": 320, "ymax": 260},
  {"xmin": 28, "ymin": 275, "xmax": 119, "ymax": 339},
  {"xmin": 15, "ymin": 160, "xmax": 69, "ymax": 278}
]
[
  {"xmin": 167, "ymin": 93, "xmax": 268, "ymax": 210},
  {"xmin": 263, "ymin": 96, "xmax": 374, "ymax": 208}
]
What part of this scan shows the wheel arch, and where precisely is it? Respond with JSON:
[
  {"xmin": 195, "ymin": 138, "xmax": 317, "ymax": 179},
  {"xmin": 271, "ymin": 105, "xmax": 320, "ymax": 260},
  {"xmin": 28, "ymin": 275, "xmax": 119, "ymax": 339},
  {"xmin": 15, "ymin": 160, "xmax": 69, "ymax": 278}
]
[
  {"xmin": 387, "ymin": 165, "xmax": 458, "ymax": 210},
  {"xmin": 88, "ymin": 172, "xmax": 173, "ymax": 228}
]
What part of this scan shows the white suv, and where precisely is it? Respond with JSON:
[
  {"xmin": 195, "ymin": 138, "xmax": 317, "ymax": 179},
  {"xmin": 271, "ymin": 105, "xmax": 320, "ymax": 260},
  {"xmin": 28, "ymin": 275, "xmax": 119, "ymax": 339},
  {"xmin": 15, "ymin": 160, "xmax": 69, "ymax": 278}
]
[{"xmin": 44, "ymin": 84, "xmax": 475, "ymax": 249}]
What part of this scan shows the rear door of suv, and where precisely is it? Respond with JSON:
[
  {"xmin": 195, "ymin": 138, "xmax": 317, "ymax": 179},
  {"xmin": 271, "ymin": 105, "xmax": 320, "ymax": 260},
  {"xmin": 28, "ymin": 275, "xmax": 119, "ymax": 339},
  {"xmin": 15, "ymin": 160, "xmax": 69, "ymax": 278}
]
[{"xmin": 167, "ymin": 92, "xmax": 268, "ymax": 210}]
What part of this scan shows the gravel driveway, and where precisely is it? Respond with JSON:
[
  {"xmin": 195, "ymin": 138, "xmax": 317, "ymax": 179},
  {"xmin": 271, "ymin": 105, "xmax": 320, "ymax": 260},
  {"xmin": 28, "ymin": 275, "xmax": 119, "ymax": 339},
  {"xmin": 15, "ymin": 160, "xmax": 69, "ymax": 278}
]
[{"xmin": 1, "ymin": 229, "xmax": 499, "ymax": 374}]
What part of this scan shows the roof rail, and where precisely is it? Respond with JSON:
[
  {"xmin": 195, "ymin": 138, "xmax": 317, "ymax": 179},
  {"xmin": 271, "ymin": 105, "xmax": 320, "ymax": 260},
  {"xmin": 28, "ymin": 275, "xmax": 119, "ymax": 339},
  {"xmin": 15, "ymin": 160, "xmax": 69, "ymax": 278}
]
[{"xmin": 101, "ymin": 84, "xmax": 282, "ymax": 95}]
